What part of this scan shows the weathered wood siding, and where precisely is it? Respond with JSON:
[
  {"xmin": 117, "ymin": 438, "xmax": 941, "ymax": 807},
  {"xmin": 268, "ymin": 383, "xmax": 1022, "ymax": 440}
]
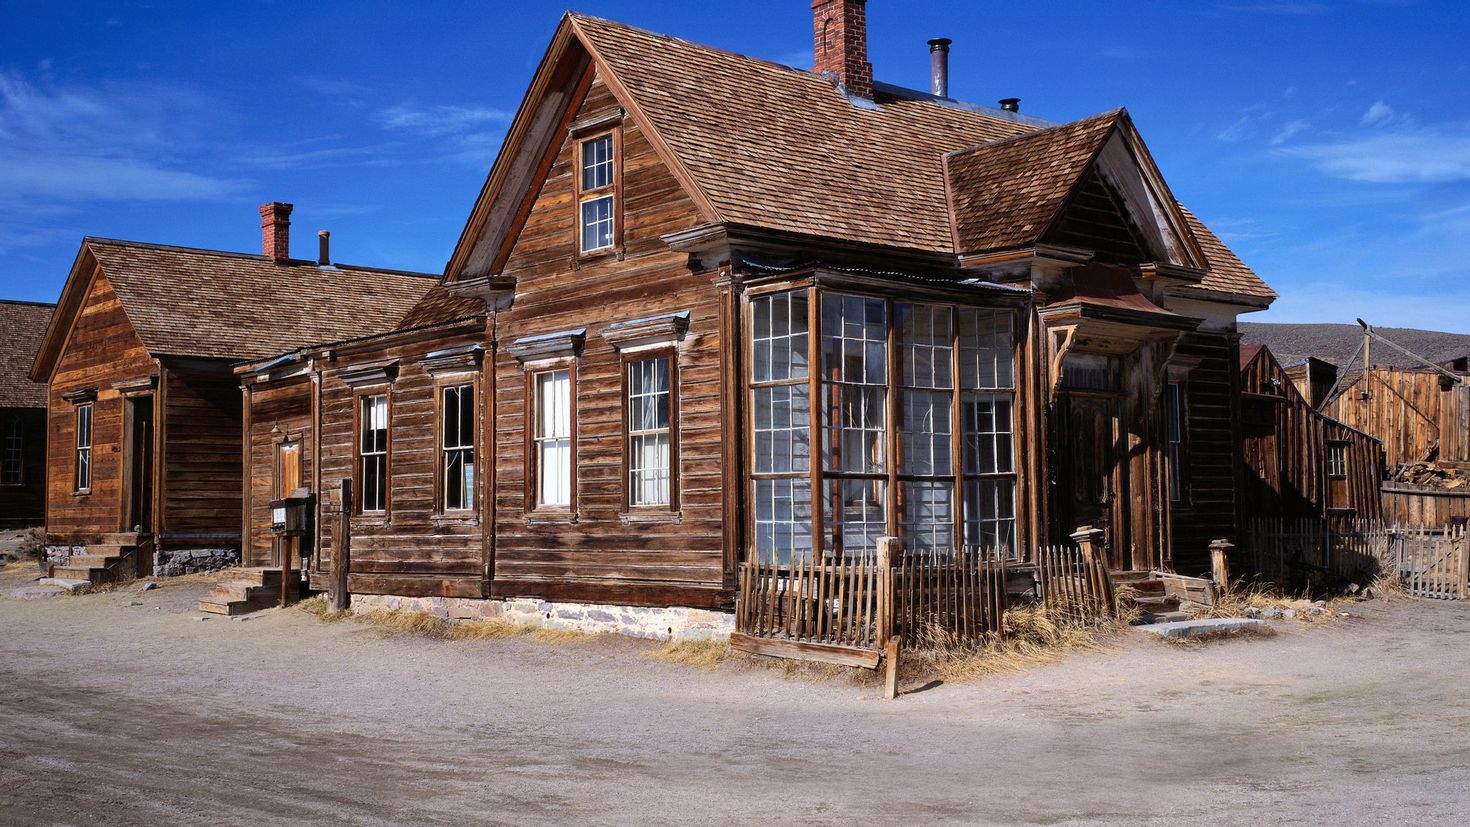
[
  {"xmin": 1169, "ymin": 330, "xmax": 1241, "ymax": 574},
  {"xmin": 1382, "ymin": 485, "xmax": 1470, "ymax": 526},
  {"xmin": 1240, "ymin": 347, "xmax": 1382, "ymax": 527},
  {"xmin": 490, "ymin": 73, "xmax": 724, "ymax": 608},
  {"xmin": 44, "ymin": 270, "xmax": 157, "ymax": 543},
  {"xmin": 1324, "ymin": 368, "xmax": 1470, "ymax": 468},
  {"xmin": 0, "ymin": 407, "xmax": 47, "ymax": 526},
  {"xmin": 314, "ymin": 326, "xmax": 489, "ymax": 598},
  {"xmin": 244, "ymin": 377, "xmax": 315, "ymax": 566},
  {"xmin": 159, "ymin": 360, "xmax": 242, "ymax": 546}
]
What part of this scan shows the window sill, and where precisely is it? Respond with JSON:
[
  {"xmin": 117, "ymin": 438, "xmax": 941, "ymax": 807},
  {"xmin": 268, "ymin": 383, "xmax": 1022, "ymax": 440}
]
[
  {"xmin": 431, "ymin": 514, "xmax": 480, "ymax": 526},
  {"xmin": 352, "ymin": 515, "xmax": 390, "ymax": 527},
  {"xmin": 575, "ymin": 247, "xmax": 624, "ymax": 266},
  {"xmin": 525, "ymin": 510, "xmax": 578, "ymax": 525},
  {"xmin": 72, "ymin": 489, "xmax": 91, "ymax": 498},
  {"xmin": 620, "ymin": 510, "xmax": 682, "ymax": 524}
]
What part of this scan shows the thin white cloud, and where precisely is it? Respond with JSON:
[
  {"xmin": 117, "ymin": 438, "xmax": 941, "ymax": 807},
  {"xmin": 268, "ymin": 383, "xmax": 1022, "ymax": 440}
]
[
  {"xmin": 376, "ymin": 103, "xmax": 511, "ymax": 137},
  {"xmin": 1219, "ymin": 2, "xmax": 1327, "ymax": 14},
  {"xmin": 0, "ymin": 71, "xmax": 243, "ymax": 204},
  {"xmin": 1277, "ymin": 128, "xmax": 1470, "ymax": 183},
  {"xmin": 1360, "ymin": 100, "xmax": 1394, "ymax": 126},
  {"xmin": 1270, "ymin": 119, "xmax": 1310, "ymax": 145}
]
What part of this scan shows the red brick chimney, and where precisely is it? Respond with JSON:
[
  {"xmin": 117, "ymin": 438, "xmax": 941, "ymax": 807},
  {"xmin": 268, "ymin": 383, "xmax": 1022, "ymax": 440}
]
[
  {"xmin": 259, "ymin": 202, "xmax": 292, "ymax": 262},
  {"xmin": 812, "ymin": 0, "xmax": 873, "ymax": 98}
]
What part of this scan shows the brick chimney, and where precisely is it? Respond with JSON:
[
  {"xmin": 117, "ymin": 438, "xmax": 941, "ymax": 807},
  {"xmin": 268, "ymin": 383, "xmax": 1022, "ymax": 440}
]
[
  {"xmin": 259, "ymin": 202, "xmax": 292, "ymax": 262},
  {"xmin": 812, "ymin": 0, "xmax": 873, "ymax": 98}
]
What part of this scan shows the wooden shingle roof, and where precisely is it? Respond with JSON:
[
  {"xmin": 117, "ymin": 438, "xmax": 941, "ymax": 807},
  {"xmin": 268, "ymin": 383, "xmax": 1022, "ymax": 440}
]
[
  {"xmin": 944, "ymin": 111, "xmax": 1122, "ymax": 256},
  {"xmin": 0, "ymin": 300, "xmax": 54, "ymax": 408},
  {"xmin": 85, "ymin": 238, "xmax": 438, "ymax": 361}
]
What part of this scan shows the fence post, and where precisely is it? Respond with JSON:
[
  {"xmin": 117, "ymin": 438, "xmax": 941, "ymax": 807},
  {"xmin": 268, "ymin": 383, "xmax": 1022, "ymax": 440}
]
[
  {"xmin": 877, "ymin": 536, "xmax": 900, "ymax": 700},
  {"xmin": 328, "ymin": 478, "xmax": 352, "ymax": 613},
  {"xmin": 1069, "ymin": 525, "xmax": 1112, "ymax": 618},
  {"xmin": 1209, "ymin": 539, "xmax": 1234, "ymax": 598}
]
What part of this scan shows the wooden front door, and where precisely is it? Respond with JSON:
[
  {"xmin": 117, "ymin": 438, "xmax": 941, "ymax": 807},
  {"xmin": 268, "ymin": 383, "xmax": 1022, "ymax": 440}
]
[
  {"xmin": 275, "ymin": 442, "xmax": 302, "ymax": 567},
  {"xmin": 124, "ymin": 396, "xmax": 154, "ymax": 534},
  {"xmin": 1058, "ymin": 394, "xmax": 1126, "ymax": 568}
]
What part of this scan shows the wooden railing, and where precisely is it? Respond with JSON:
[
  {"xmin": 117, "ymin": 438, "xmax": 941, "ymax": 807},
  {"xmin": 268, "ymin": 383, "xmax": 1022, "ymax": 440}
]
[{"xmin": 733, "ymin": 530, "xmax": 1117, "ymax": 683}]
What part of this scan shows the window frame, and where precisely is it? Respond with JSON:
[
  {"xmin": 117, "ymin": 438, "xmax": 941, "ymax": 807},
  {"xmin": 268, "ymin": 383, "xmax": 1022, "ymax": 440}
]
[
  {"xmin": 1326, "ymin": 441, "xmax": 1348, "ymax": 479},
  {"xmin": 74, "ymin": 402, "xmax": 93, "ymax": 493},
  {"xmin": 1, "ymin": 417, "xmax": 22, "ymax": 486},
  {"xmin": 354, "ymin": 390, "xmax": 392, "ymax": 518},
  {"xmin": 621, "ymin": 349, "xmax": 680, "ymax": 513},
  {"xmin": 574, "ymin": 129, "xmax": 621, "ymax": 257},
  {"xmin": 526, "ymin": 362, "xmax": 578, "ymax": 515},
  {"xmin": 436, "ymin": 378, "xmax": 479, "ymax": 516}
]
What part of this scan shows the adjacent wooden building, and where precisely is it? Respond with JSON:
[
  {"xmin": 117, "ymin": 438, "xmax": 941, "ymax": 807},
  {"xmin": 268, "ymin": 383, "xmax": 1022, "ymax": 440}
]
[
  {"xmin": 0, "ymin": 299, "xmax": 55, "ymax": 527},
  {"xmin": 238, "ymin": 6, "xmax": 1275, "ymax": 623},
  {"xmin": 1239, "ymin": 344, "xmax": 1382, "ymax": 526},
  {"xmin": 28, "ymin": 209, "xmax": 435, "ymax": 579}
]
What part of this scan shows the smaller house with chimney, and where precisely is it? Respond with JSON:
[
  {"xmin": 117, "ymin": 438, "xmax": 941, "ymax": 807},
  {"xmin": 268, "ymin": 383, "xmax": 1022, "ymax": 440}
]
[
  {"xmin": 28, "ymin": 205, "xmax": 437, "ymax": 582},
  {"xmin": 0, "ymin": 299, "xmax": 55, "ymax": 528}
]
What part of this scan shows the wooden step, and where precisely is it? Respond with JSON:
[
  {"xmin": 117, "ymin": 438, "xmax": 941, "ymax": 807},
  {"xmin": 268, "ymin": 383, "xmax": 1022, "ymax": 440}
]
[
  {"xmin": 1130, "ymin": 595, "xmax": 1182, "ymax": 611},
  {"xmin": 50, "ymin": 565, "xmax": 110, "ymax": 585},
  {"xmin": 197, "ymin": 594, "xmax": 276, "ymax": 616},
  {"xmin": 1123, "ymin": 579, "xmax": 1167, "ymax": 597},
  {"xmin": 197, "ymin": 579, "xmax": 300, "ymax": 616},
  {"xmin": 86, "ymin": 544, "xmax": 136, "ymax": 557},
  {"xmin": 1109, "ymin": 570, "xmax": 1154, "ymax": 584},
  {"xmin": 68, "ymin": 554, "xmax": 124, "ymax": 569},
  {"xmin": 98, "ymin": 532, "xmax": 142, "ymax": 545}
]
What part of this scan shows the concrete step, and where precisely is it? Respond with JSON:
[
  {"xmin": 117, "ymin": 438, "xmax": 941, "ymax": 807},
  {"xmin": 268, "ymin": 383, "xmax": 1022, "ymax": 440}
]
[
  {"xmin": 37, "ymin": 577, "xmax": 92, "ymax": 593},
  {"xmin": 1140, "ymin": 610, "xmax": 1192, "ymax": 624},
  {"xmin": 1137, "ymin": 617, "xmax": 1264, "ymax": 639}
]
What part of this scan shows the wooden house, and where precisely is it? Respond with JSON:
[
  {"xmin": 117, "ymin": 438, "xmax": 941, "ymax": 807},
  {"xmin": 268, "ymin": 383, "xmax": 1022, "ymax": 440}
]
[
  {"xmin": 1239, "ymin": 344, "xmax": 1381, "ymax": 526},
  {"xmin": 28, "ymin": 205, "xmax": 436, "ymax": 582},
  {"xmin": 236, "ymin": 5, "xmax": 1275, "ymax": 630},
  {"xmin": 0, "ymin": 300, "xmax": 55, "ymax": 528}
]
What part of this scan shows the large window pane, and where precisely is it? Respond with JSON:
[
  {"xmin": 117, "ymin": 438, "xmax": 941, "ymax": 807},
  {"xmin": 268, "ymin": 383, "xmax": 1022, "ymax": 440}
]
[
  {"xmin": 753, "ymin": 478, "xmax": 813, "ymax": 565},
  {"xmin": 821, "ymin": 294, "xmax": 886, "ymax": 474},
  {"xmin": 964, "ymin": 477, "xmax": 1016, "ymax": 555},
  {"xmin": 360, "ymin": 394, "xmax": 388, "ymax": 513},
  {"xmin": 627, "ymin": 356, "xmax": 672, "ymax": 507},
  {"xmin": 902, "ymin": 481, "xmax": 954, "ymax": 554},
  {"xmin": 962, "ymin": 393, "xmax": 1013, "ymax": 475},
  {"xmin": 536, "ymin": 371, "xmax": 572, "ymax": 507},
  {"xmin": 825, "ymin": 478, "xmax": 887, "ymax": 557},
  {"xmin": 752, "ymin": 290, "xmax": 809, "ymax": 382},
  {"xmin": 753, "ymin": 385, "xmax": 810, "ymax": 474},
  {"xmin": 959, "ymin": 309, "xmax": 1014, "ymax": 391},
  {"xmin": 442, "ymin": 384, "xmax": 474, "ymax": 512}
]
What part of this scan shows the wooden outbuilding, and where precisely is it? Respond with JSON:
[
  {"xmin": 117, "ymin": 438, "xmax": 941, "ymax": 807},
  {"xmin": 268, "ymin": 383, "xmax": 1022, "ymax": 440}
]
[
  {"xmin": 1239, "ymin": 344, "xmax": 1382, "ymax": 527},
  {"xmin": 238, "ymin": 7, "xmax": 1276, "ymax": 628},
  {"xmin": 0, "ymin": 300, "xmax": 55, "ymax": 528},
  {"xmin": 28, "ymin": 210, "xmax": 436, "ymax": 581}
]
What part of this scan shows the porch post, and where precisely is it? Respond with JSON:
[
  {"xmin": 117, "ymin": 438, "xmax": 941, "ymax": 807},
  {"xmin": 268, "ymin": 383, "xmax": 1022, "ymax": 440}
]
[
  {"xmin": 877, "ymin": 535, "xmax": 899, "ymax": 700},
  {"xmin": 1209, "ymin": 538, "xmax": 1234, "ymax": 596},
  {"xmin": 1070, "ymin": 524, "xmax": 1114, "ymax": 617}
]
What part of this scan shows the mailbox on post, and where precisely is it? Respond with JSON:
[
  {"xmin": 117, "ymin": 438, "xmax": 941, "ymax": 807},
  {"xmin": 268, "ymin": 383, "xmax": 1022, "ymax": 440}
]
[{"xmin": 270, "ymin": 487, "xmax": 313, "ymax": 536}]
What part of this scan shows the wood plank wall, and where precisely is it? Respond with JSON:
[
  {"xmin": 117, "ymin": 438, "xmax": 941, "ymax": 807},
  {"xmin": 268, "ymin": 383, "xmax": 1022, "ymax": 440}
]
[
  {"xmin": 244, "ymin": 377, "xmax": 314, "ymax": 566},
  {"xmin": 1168, "ymin": 330, "xmax": 1241, "ymax": 574},
  {"xmin": 1240, "ymin": 347, "xmax": 1382, "ymax": 526},
  {"xmin": 44, "ymin": 270, "xmax": 157, "ymax": 543},
  {"xmin": 159, "ymin": 361, "xmax": 242, "ymax": 547},
  {"xmin": 1324, "ymin": 368, "xmax": 1470, "ymax": 468},
  {"xmin": 314, "ymin": 328, "xmax": 488, "ymax": 598},
  {"xmin": 489, "ymin": 74, "xmax": 726, "ymax": 609}
]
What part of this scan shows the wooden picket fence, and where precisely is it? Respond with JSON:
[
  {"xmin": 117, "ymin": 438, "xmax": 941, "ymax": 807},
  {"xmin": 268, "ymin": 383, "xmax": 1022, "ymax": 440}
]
[
  {"xmin": 732, "ymin": 536, "xmax": 1116, "ymax": 671},
  {"xmin": 1242, "ymin": 518, "xmax": 1469, "ymax": 599}
]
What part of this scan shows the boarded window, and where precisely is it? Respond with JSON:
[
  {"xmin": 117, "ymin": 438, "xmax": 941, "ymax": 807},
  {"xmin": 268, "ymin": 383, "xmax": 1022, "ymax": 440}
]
[
  {"xmin": 441, "ymin": 384, "xmax": 475, "ymax": 512},
  {"xmin": 626, "ymin": 356, "xmax": 673, "ymax": 507},
  {"xmin": 535, "ymin": 370, "xmax": 573, "ymax": 507},
  {"xmin": 359, "ymin": 394, "xmax": 389, "ymax": 513},
  {"xmin": 75, "ymin": 404, "xmax": 92, "ymax": 491}
]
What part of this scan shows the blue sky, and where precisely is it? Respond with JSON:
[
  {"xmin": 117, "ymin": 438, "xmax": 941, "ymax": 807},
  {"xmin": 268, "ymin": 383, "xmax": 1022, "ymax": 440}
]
[{"xmin": 2, "ymin": 1, "xmax": 1468, "ymax": 330}]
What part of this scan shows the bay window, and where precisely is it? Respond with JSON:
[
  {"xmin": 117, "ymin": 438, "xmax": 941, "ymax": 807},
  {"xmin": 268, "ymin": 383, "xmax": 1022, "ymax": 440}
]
[{"xmin": 748, "ymin": 287, "xmax": 1017, "ymax": 562}]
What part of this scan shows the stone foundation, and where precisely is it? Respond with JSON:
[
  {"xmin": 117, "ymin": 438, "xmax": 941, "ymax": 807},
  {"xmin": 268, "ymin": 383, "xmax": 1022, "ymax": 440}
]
[
  {"xmin": 43, "ymin": 545, "xmax": 82, "ymax": 568},
  {"xmin": 349, "ymin": 594, "xmax": 734, "ymax": 642},
  {"xmin": 154, "ymin": 547, "xmax": 239, "ymax": 577}
]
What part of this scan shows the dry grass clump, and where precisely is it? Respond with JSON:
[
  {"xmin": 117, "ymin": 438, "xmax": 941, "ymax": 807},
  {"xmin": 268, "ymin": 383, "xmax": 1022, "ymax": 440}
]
[
  {"xmin": 645, "ymin": 638, "xmax": 731, "ymax": 669},
  {"xmin": 1194, "ymin": 584, "xmax": 1341, "ymax": 624},
  {"xmin": 297, "ymin": 599, "xmax": 589, "ymax": 643},
  {"xmin": 1362, "ymin": 573, "xmax": 1406, "ymax": 601},
  {"xmin": 897, "ymin": 604, "xmax": 1110, "ymax": 684}
]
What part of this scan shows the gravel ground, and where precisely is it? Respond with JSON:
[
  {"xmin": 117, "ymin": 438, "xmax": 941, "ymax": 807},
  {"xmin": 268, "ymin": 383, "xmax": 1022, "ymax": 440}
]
[{"xmin": 0, "ymin": 562, "xmax": 1467, "ymax": 826}]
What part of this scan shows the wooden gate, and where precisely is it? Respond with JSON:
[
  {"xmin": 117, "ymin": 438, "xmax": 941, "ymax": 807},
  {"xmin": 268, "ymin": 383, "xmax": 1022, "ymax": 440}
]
[{"xmin": 1386, "ymin": 526, "xmax": 1469, "ymax": 599}]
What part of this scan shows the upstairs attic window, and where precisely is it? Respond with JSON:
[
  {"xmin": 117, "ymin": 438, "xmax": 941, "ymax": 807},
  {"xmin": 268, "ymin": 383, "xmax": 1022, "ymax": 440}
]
[{"xmin": 578, "ymin": 132, "xmax": 616, "ymax": 253}]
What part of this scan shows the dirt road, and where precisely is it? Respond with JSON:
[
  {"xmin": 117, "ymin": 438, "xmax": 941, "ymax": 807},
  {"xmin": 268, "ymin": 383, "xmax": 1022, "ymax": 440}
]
[{"xmin": 1, "ymin": 566, "xmax": 1467, "ymax": 826}]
